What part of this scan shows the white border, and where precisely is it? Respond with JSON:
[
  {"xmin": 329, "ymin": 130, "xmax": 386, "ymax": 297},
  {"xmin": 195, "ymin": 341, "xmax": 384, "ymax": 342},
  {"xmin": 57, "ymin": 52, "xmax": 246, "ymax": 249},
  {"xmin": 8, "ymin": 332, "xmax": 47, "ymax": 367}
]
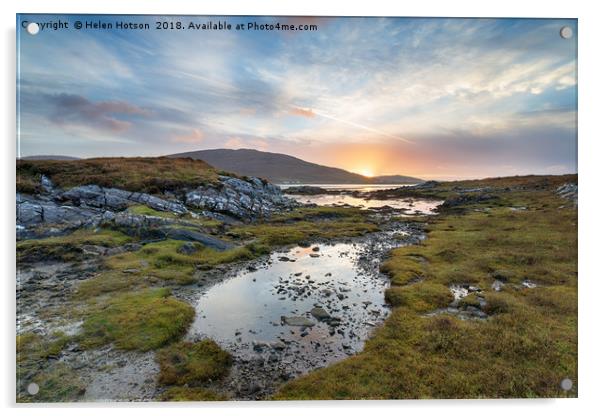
[{"xmin": 2, "ymin": 1, "xmax": 601, "ymax": 415}]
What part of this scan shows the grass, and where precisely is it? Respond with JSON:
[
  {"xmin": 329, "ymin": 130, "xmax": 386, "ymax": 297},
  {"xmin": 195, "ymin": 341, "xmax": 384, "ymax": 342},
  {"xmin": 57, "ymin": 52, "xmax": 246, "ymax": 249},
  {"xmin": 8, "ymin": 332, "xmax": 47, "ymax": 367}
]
[
  {"xmin": 275, "ymin": 175, "xmax": 577, "ymax": 399},
  {"xmin": 17, "ymin": 364, "xmax": 86, "ymax": 403},
  {"xmin": 156, "ymin": 340, "xmax": 232, "ymax": 386},
  {"xmin": 17, "ymin": 157, "xmax": 219, "ymax": 194},
  {"xmin": 17, "ymin": 228, "xmax": 132, "ymax": 263},
  {"xmin": 127, "ymin": 204, "xmax": 181, "ymax": 219},
  {"xmin": 85, "ymin": 239, "xmax": 263, "ymax": 293},
  {"xmin": 16, "ymin": 331, "xmax": 80, "ymax": 403},
  {"xmin": 81, "ymin": 288, "xmax": 194, "ymax": 351},
  {"xmin": 160, "ymin": 387, "xmax": 227, "ymax": 401},
  {"xmin": 230, "ymin": 206, "xmax": 378, "ymax": 246},
  {"xmin": 127, "ymin": 204, "xmax": 223, "ymax": 228}
]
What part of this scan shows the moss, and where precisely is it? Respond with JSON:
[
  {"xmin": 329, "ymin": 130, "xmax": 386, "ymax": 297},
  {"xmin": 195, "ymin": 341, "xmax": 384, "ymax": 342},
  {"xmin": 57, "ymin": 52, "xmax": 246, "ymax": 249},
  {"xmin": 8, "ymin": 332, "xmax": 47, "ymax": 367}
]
[
  {"xmin": 458, "ymin": 292, "xmax": 481, "ymax": 309},
  {"xmin": 17, "ymin": 228, "xmax": 133, "ymax": 263},
  {"xmin": 100, "ymin": 238, "xmax": 269, "ymax": 287},
  {"xmin": 381, "ymin": 252, "xmax": 425, "ymax": 285},
  {"xmin": 156, "ymin": 340, "xmax": 232, "ymax": 386},
  {"xmin": 385, "ymin": 281, "xmax": 452, "ymax": 312},
  {"xmin": 160, "ymin": 386, "xmax": 227, "ymax": 401},
  {"xmin": 275, "ymin": 175, "xmax": 577, "ymax": 399},
  {"xmin": 75, "ymin": 271, "xmax": 149, "ymax": 298},
  {"xmin": 81, "ymin": 288, "xmax": 194, "ymax": 351},
  {"xmin": 127, "ymin": 204, "xmax": 180, "ymax": 219},
  {"xmin": 482, "ymin": 292, "xmax": 513, "ymax": 315},
  {"xmin": 17, "ymin": 157, "xmax": 219, "ymax": 194},
  {"xmin": 17, "ymin": 331, "xmax": 73, "ymax": 366},
  {"xmin": 17, "ymin": 364, "xmax": 86, "ymax": 403},
  {"xmin": 227, "ymin": 206, "xmax": 378, "ymax": 247}
]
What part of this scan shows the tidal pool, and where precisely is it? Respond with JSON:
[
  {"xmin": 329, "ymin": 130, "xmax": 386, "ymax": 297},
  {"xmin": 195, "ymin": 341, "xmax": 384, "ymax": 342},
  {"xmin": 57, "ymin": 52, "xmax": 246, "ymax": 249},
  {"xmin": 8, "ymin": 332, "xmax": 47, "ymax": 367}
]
[
  {"xmin": 287, "ymin": 193, "xmax": 441, "ymax": 214},
  {"xmin": 190, "ymin": 241, "xmax": 393, "ymax": 376}
]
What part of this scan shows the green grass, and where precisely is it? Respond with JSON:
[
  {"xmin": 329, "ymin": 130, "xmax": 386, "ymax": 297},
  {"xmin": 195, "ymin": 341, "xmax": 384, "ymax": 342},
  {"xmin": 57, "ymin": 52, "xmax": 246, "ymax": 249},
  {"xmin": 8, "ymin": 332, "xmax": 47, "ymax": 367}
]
[
  {"xmin": 17, "ymin": 157, "xmax": 219, "ymax": 194},
  {"xmin": 127, "ymin": 204, "xmax": 181, "ymax": 219},
  {"xmin": 275, "ymin": 175, "xmax": 577, "ymax": 399},
  {"xmin": 160, "ymin": 386, "xmax": 227, "ymax": 401},
  {"xmin": 17, "ymin": 364, "xmax": 86, "ymax": 403},
  {"xmin": 81, "ymin": 288, "xmax": 194, "ymax": 351},
  {"xmin": 16, "ymin": 331, "xmax": 81, "ymax": 403},
  {"xmin": 17, "ymin": 228, "xmax": 133, "ymax": 263},
  {"xmin": 156, "ymin": 340, "xmax": 232, "ymax": 386},
  {"xmin": 91, "ymin": 239, "xmax": 262, "ymax": 291},
  {"xmin": 231, "ymin": 206, "xmax": 378, "ymax": 246}
]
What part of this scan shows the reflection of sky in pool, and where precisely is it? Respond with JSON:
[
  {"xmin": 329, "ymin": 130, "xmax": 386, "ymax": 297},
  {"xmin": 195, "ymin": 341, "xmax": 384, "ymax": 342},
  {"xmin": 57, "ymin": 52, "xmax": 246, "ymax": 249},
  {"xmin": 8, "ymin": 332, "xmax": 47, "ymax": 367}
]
[
  {"xmin": 287, "ymin": 193, "xmax": 442, "ymax": 214},
  {"xmin": 190, "ymin": 243, "xmax": 391, "ymax": 371}
]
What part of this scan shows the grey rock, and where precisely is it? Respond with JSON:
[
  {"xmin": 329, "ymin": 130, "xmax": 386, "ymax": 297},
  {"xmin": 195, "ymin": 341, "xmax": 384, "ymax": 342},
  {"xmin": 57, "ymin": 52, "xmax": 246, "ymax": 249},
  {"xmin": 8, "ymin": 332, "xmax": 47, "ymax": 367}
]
[
  {"xmin": 310, "ymin": 307, "xmax": 331, "ymax": 321},
  {"xmin": 60, "ymin": 185, "xmax": 187, "ymax": 214},
  {"xmin": 556, "ymin": 183, "xmax": 577, "ymax": 206},
  {"xmin": 177, "ymin": 242, "xmax": 198, "ymax": 255},
  {"xmin": 162, "ymin": 227, "xmax": 233, "ymax": 251},
  {"xmin": 281, "ymin": 316, "xmax": 315, "ymax": 327},
  {"xmin": 185, "ymin": 175, "xmax": 296, "ymax": 220}
]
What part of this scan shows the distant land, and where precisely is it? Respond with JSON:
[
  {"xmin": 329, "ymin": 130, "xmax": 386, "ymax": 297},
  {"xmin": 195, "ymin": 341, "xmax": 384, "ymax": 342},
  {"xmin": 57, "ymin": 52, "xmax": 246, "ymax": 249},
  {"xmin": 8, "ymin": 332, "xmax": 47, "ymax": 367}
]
[
  {"xmin": 20, "ymin": 155, "xmax": 80, "ymax": 161},
  {"xmin": 167, "ymin": 149, "xmax": 423, "ymax": 184}
]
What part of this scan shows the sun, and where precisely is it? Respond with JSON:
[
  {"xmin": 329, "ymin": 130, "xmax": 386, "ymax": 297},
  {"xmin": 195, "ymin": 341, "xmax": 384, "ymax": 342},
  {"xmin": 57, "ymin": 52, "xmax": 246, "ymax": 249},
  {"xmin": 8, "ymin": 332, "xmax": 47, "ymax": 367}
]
[{"xmin": 357, "ymin": 168, "xmax": 375, "ymax": 178}]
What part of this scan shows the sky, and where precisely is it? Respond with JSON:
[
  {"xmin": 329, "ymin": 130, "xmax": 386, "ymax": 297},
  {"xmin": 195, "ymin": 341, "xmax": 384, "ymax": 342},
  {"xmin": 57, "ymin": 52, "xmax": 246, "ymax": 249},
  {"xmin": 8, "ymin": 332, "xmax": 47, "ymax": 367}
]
[{"xmin": 17, "ymin": 15, "xmax": 577, "ymax": 179}]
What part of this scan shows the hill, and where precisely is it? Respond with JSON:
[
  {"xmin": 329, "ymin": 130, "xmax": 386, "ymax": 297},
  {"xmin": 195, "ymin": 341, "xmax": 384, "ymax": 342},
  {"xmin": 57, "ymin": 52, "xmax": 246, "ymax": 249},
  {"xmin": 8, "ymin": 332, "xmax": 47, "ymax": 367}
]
[
  {"xmin": 168, "ymin": 149, "xmax": 422, "ymax": 184},
  {"xmin": 20, "ymin": 155, "xmax": 81, "ymax": 161}
]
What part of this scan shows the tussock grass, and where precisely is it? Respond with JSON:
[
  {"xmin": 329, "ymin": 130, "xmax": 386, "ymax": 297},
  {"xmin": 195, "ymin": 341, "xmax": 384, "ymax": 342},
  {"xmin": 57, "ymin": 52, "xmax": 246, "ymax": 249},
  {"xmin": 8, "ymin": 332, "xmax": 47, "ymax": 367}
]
[
  {"xmin": 156, "ymin": 340, "xmax": 232, "ymax": 385},
  {"xmin": 231, "ymin": 206, "xmax": 378, "ymax": 246},
  {"xmin": 17, "ymin": 364, "xmax": 85, "ymax": 403},
  {"xmin": 17, "ymin": 157, "xmax": 218, "ymax": 194},
  {"xmin": 275, "ymin": 175, "xmax": 577, "ymax": 399},
  {"xmin": 160, "ymin": 386, "xmax": 227, "ymax": 401},
  {"xmin": 17, "ymin": 228, "xmax": 132, "ymax": 263},
  {"xmin": 81, "ymin": 288, "xmax": 194, "ymax": 351}
]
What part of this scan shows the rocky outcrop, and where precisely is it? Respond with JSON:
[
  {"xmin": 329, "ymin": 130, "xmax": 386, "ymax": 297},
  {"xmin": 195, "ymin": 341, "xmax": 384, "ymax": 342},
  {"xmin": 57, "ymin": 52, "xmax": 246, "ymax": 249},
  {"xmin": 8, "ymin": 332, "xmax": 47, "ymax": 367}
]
[
  {"xmin": 17, "ymin": 173, "xmax": 295, "ymax": 240},
  {"xmin": 557, "ymin": 183, "xmax": 577, "ymax": 206},
  {"xmin": 60, "ymin": 185, "xmax": 188, "ymax": 214},
  {"xmin": 17, "ymin": 194, "xmax": 100, "ymax": 227},
  {"xmin": 185, "ymin": 176, "xmax": 294, "ymax": 219}
]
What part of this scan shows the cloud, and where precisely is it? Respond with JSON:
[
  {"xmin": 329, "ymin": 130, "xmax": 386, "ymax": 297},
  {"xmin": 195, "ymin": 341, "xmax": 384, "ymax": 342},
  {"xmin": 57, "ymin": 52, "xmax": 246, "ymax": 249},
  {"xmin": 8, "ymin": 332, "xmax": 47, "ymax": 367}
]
[
  {"xmin": 171, "ymin": 128, "xmax": 204, "ymax": 144},
  {"xmin": 45, "ymin": 93, "xmax": 150, "ymax": 133},
  {"xmin": 289, "ymin": 107, "xmax": 316, "ymax": 118}
]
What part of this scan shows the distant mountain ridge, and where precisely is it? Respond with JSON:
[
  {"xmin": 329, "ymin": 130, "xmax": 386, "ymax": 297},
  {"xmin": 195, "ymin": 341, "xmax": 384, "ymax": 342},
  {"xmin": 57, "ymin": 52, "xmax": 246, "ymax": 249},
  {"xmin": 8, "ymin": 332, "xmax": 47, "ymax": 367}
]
[
  {"xmin": 20, "ymin": 155, "xmax": 81, "ymax": 161},
  {"xmin": 168, "ymin": 148, "xmax": 422, "ymax": 184}
]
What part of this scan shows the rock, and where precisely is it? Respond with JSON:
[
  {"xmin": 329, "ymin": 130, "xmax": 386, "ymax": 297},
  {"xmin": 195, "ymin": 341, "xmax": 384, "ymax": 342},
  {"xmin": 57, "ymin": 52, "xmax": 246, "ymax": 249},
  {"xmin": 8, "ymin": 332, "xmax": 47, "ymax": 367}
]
[
  {"xmin": 522, "ymin": 279, "xmax": 537, "ymax": 289},
  {"xmin": 283, "ymin": 186, "xmax": 328, "ymax": 195},
  {"xmin": 177, "ymin": 242, "xmax": 198, "ymax": 255},
  {"xmin": 310, "ymin": 307, "xmax": 331, "ymax": 321},
  {"xmin": 312, "ymin": 246, "xmax": 320, "ymax": 252},
  {"xmin": 556, "ymin": 183, "xmax": 577, "ymax": 206},
  {"xmin": 185, "ymin": 175, "xmax": 296, "ymax": 220},
  {"xmin": 309, "ymin": 253, "xmax": 320, "ymax": 258},
  {"xmin": 490, "ymin": 270, "xmax": 515, "ymax": 282},
  {"xmin": 279, "ymin": 256, "xmax": 291, "ymax": 262},
  {"xmin": 281, "ymin": 316, "xmax": 315, "ymax": 327},
  {"xmin": 60, "ymin": 185, "xmax": 188, "ymax": 214},
  {"xmin": 269, "ymin": 341, "xmax": 286, "ymax": 350},
  {"xmin": 40, "ymin": 175, "xmax": 54, "ymax": 193},
  {"xmin": 491, "ymin": 280, "xmax": 505, "ymax": 292},
  {"xmin": 413, "ymin": 180, "xmax": 439, "ymax": 189},
  {"xmin": 17, "ymin": 195, "xmax": 100, "ymax": 231},
  {"xmin": 163, "ymin": 227, "xmax": 233, "ymax": 251},
  {"xmin": 441, "ymin": 193, "xmax": 497, "ymax": 208}
]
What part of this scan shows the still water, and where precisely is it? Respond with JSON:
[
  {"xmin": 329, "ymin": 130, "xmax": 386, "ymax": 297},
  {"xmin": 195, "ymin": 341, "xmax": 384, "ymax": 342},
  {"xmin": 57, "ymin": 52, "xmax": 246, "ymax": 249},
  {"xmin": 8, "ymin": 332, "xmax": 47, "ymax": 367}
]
[{"xmin": 190, "ymin": 241, "xmax": 393, "ymax": 372}]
